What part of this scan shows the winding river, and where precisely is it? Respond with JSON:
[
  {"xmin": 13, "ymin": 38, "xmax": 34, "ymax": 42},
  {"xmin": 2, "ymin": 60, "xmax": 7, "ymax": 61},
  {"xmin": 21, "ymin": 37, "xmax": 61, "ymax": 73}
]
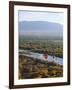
[{"xmin": 19, "ymin": 49, "xmax": 63, "ymax": 65}]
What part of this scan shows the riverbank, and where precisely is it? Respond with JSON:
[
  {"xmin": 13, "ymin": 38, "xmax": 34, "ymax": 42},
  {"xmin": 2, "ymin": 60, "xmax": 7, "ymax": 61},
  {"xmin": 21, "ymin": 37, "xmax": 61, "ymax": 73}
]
[
  {"xmin": 19, "ymin": 47, "xmax": 63, "ymax": 58},
  {"xmin": 19, "ymin": 55, "xmax": 63, "ymax": 79}
]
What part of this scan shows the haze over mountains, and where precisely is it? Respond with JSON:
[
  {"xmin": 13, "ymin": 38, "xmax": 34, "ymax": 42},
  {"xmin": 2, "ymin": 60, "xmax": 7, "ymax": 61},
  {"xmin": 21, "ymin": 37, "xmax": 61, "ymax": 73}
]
[{"xmin": 19, "ymin": 21, "xmax": 63, "ymax": 40}]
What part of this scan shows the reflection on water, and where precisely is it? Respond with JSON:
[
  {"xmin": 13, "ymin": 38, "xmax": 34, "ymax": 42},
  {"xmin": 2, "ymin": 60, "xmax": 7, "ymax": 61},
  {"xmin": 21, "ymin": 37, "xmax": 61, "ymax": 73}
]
[{"xmin": 19, "ymin": 49, "xmax": 63, "ymax": 65}]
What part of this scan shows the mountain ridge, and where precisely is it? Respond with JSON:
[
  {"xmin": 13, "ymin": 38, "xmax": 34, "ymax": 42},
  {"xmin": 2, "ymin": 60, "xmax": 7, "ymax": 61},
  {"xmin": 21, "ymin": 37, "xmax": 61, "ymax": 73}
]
[{"xmin": 19, "ymin": 21, "xmax": 63, "ymax": 38}]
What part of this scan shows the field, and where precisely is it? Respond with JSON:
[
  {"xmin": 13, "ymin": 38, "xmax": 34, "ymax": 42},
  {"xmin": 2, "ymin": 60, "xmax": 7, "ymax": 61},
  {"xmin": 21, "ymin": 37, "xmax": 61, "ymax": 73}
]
[
  {"xmin": 19, "ymin": 55, "xmax": 63, "ymax": 79},
  {"xmin": 19, "ymin": 36, "xmax": 63, "ymax": 79},
  {"xmin": 19, "ymin": 36, "xmax": 63, "ymax": 58}
]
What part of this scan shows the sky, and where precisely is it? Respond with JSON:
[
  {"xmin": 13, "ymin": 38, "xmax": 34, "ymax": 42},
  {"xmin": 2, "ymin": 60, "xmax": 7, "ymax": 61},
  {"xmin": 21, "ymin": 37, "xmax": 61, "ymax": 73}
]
[
  {"xmin": 18, "ymin": 10, "xmax": 63, "ymax": 38},
  {"xmin": 19, "ymin": 10, "xmax": 64, "ymax": 25}
]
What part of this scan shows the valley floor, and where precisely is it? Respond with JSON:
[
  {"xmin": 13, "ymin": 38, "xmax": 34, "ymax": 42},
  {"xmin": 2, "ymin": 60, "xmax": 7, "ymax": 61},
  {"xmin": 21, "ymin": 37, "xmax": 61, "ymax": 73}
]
[{"xmin": 19, "ymin": 55, "xmax": 63, "ymax": 79}]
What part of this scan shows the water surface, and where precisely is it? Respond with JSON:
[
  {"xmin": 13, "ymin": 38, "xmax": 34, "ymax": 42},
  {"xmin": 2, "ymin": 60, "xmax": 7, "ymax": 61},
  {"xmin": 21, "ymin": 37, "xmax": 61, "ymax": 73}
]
[{"xmin": 19, "ymin": 49, "xmax": 63, "ymax": 65}]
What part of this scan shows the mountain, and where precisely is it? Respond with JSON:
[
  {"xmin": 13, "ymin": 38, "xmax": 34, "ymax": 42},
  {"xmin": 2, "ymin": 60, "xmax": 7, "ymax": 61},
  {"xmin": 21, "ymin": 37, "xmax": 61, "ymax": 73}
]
[{"xmin": 19, "ymin": 21, "xmax": 63, "ymax": 38}]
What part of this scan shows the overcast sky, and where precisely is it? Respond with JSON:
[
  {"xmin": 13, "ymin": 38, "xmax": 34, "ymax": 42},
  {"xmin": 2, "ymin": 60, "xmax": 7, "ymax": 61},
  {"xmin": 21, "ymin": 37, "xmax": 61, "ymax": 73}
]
[
  {"xmin": 19, "ymin": 10, "xmax": 64, "ymax": 24},
  {"xmin": 19, "ymin": 10, "xmax": 63, "ymax": 38}
]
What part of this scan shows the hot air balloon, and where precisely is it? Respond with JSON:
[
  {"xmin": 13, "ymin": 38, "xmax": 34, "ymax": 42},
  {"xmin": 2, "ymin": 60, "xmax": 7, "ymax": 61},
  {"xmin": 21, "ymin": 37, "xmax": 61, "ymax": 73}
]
[
  {"xmin": 43, "ymin": 51, "xmax": 48, "ymax": 60},
  {"xmin": 43, "ymin": 53, "xmax": 48, "ymax": 59}
]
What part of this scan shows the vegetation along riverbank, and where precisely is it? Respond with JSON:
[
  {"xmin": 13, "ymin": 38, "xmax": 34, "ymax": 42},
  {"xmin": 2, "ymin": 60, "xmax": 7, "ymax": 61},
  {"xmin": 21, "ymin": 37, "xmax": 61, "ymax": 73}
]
[{"xmin": 19, "ymin": 55, "xmax": 63, "ymax": 79}]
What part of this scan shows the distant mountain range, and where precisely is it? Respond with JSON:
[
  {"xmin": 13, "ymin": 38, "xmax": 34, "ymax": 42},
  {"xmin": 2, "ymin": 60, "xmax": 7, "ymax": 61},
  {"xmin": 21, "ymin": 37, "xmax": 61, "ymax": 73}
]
[{"xmin": 19, "ymin": 21, "xmax": 63, "ymax": 39}]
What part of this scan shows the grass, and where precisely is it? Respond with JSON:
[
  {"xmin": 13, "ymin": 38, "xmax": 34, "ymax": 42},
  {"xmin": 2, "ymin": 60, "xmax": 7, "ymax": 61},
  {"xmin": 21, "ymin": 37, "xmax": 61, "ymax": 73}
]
[
  {"xmin": 19, "ymin": 39, "xmax": 63, "ymax": 58},
  {"xmin": 19, "ymin": 55, "xmax": 63, "ymax": 79}
]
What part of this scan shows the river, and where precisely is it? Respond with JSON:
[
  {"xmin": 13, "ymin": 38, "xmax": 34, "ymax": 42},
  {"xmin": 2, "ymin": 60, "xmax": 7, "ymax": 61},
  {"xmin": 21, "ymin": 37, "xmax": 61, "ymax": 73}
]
[{"xmin": 19, "ymin": 49, "xmax": 63, "ymax": 65}]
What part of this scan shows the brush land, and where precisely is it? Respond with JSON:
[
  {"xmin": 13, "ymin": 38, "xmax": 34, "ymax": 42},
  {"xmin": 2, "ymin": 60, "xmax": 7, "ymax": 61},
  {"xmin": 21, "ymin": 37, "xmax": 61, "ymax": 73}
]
[
  {"xmin": 19, "ymin": 36, "xmax": 63, "ymax": 79},
  {"xmin": 19, "ymin": 55, "xmax": 63, "ymax": 79}
]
